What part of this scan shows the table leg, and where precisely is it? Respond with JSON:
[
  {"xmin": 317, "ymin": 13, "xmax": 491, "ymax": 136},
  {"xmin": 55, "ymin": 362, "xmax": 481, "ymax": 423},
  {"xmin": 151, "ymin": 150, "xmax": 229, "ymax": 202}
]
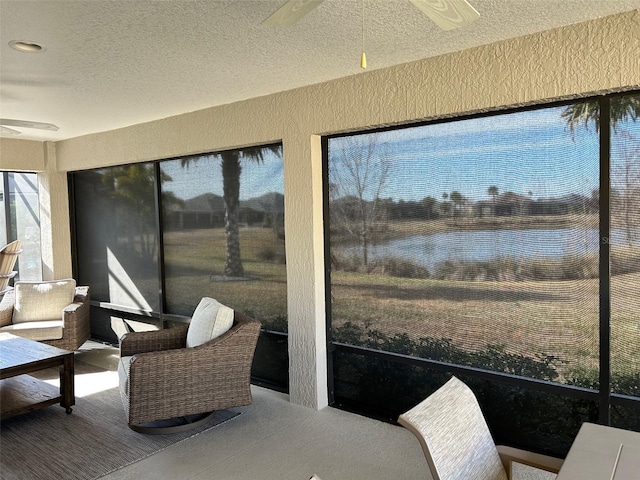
[{"xmin": 60, "ymin": 354, "xmax": 75, "ymax": 414}]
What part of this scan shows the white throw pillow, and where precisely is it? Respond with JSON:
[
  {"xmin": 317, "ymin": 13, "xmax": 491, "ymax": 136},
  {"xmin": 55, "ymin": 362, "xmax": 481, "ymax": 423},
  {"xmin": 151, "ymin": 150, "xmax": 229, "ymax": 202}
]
[
  {"xmin": 13, "ymin": 279, "xmax": 76, "ymax": 324},
  {"xmin": 186, "ymin": 297, "xmax": 234, "ymax": 347}
]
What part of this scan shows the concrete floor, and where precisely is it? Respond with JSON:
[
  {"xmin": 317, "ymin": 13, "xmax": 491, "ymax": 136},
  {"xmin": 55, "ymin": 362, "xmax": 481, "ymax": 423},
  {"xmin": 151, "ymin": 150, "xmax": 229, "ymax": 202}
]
[
  {"xmin": 101, "ymin": 385, "xmax": 429, "ymax": 480},
  {"xmin": 78, "ymin": 341, "xmax": 554, "ymax": 480},
  {"xmin": 77, "ymin": 341, "xmax": 429, "ymax": 480}
]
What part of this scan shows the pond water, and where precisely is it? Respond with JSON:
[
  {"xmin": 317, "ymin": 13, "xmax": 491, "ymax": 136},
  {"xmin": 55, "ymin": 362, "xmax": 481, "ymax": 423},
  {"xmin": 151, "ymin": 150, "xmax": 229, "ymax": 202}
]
[{"xmin": 342, "ymin": 227, "xmax": 638, "ymax": 272}]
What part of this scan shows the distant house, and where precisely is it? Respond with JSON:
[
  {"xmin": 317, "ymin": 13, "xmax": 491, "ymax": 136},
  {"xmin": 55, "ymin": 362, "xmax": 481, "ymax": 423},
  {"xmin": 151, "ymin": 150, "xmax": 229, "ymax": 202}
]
[
  {"xmin": 240, "ymin": 192, "xmax": 285, "ymax": 229},
  {"xmin": 529, "ymin": 193, "xmax": 592, "ymax": 216},
  {"xmin": 494, "ymin": 192, "xmax": 532, "ymax": 216},
  {"xmin": 164, "ymin": 192, "xmax": 284, "ymax": 230},
  {"xmin": 474, "ymin": 200, "xmax": 494, "ymax": 217},
  {"xmin": 164, "ymin": 193, "xmax": 225, "ymax": 230}
]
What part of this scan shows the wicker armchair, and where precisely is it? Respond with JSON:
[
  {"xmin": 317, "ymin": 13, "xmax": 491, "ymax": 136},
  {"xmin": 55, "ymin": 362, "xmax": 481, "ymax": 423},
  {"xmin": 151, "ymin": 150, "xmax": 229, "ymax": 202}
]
[
  {"xmin": 0, "ymin": 283, "xmax": 91, "ymax": 351},
  {"xmin": 118, "ymin": 309, "xmax": 261, "ymax": 433}
]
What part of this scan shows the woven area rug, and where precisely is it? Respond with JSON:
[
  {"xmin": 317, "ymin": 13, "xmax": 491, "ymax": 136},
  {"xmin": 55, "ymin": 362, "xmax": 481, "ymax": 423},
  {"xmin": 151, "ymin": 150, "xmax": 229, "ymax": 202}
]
[{"xmin": 0, "ymin": 360, "xmax": 239, "ymax": 480}]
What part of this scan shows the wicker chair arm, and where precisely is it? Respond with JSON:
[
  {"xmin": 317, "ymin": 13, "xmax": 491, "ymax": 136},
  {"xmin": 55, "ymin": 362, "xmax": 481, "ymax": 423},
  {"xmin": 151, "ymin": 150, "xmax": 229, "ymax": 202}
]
[
  {"xmin": 120, "ymin": 323, "xmax": 188, "ymax": 356},
  {"xmin": 64, "ymin": 286, "xmax": 90, "ymax": 320},
  {"xmin": 497, "ymin": 445, "xmax": 563, "ymax": 478},
  {"xmin": 63, "ymin": 301, "xmax": 89, "ymax": 326},
  {"xmin": 63, "ymin": 291, "xmax": 90, "ymax": 327}
]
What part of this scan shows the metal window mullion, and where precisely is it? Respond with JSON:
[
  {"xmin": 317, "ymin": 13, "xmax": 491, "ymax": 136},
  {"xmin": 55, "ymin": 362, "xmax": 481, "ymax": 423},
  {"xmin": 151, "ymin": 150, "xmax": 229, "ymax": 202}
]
[
  {"xmin": 599, "ymin": 96, "xmax": 611, "ymax": 425},
  {"xmin": 153, "ymin": 162, "xmax": 167, "ymax": 327},
  {"xmin": 2, "ymin": 173, "xmax": 12, "ymax": 242},
  {"xmin": 323, "ymin": 136, "xmax": 336, "ymax": 405}
]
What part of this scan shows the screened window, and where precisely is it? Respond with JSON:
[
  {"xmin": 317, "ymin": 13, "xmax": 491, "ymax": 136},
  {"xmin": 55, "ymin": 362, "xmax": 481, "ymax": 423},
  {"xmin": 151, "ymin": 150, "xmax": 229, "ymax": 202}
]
[
  {"xmin": 610, "ymin": 94, "xmax": 640, "ymax": 400},
  {"xmin": 325, "ymin": 94, "xmax": 640, "ymax": 456},
  {"xmin": 0, "ymin": 172, "xmax": 42, "ymax": 281},
  {"xmin": 73, "ymin": 164, "xmax": 160, "ymax": 312},
  {"xmin": 160, "ymin": 148, "xmax": 287, "ymax": 331},
  {"xmin": 70, "ymin": 144, "xmax": 288, "ymax": 391},
  {"xmin": 329, "ymin": 104, "xmax": 599, "ymax": 379}
]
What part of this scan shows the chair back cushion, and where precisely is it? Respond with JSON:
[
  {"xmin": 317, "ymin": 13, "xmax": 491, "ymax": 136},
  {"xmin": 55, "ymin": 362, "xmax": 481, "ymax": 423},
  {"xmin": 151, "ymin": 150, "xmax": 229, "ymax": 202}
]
[
  {"xmin": 398, "ymin": 376, "xmax": 508, "ymax": 480},
  {"xmin": 13, "ymin": 279, "xmax": 76, "ymax": 324},
  {"xmin": 186, "ymin": 297, "xmax": 234, "ymax": 347}
]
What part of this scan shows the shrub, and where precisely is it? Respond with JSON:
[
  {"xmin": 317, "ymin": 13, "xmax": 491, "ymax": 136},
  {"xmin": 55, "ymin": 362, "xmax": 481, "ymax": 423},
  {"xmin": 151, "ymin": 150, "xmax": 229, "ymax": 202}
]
[
  {"xmin": 260, "ymin": 314, "xmax": 288, "ymax": 333},
  {"xmin": 334, "ymin": 248, "xmax": 640, "ymax": 282},
  {"xmin": 256, "ymin": 245, "xmax": 276, "ymax": 261},
  {"xmin": 331, "ymin": 251, "xmax": 366, "ymax": 273},
  {"xmin": 433, "ymin": 254, "xmax": 600, "ymax": 282},
  {"xmin": 332, "ymin": 322, "xmax": 640, "ymax": 456},
  {"xmin": 334, "ymin": 321, "xmax": 561, "ymax": 381},
  {"xmin": 332, "ymin": 253, "xmax": 429, "ymax": 279},
  {"xmin": 369, "ymin": 257, "xmax": 429, "ymax": 279}
]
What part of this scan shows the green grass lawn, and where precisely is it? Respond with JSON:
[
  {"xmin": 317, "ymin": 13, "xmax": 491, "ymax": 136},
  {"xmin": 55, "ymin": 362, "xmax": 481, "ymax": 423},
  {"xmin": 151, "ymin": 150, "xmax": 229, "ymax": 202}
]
[
  {"xmin": 160, "ymin": 225, "xmax": 639, "ymax": 387},
  {"xmin": 330, "ymin": 270, "xmax": 640, "ymax": 383},
  {"xmin": 162, "ymin": 227, "xmax": 287, "ymax": 327}
]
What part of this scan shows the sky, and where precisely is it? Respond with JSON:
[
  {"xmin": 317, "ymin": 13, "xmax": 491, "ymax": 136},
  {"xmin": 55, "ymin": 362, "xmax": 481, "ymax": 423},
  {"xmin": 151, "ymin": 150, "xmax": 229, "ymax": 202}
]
[
  {"xmin": 159, "ymin": 102, "xmax": 637, "ymax": 204},
  {"xmin": 329, "ymin": 105, "xmax": 604, "ymax": 202},
  {"xmin": 160, "ymin": 148, "xmax": 284, "ymax": 201}
]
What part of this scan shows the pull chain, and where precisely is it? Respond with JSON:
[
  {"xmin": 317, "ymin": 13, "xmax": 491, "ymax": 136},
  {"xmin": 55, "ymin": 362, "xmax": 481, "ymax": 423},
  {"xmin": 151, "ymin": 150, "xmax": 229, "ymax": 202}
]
[{"xmin": 361, "ymin": 0, "xmax": 367, "ymax": 69}]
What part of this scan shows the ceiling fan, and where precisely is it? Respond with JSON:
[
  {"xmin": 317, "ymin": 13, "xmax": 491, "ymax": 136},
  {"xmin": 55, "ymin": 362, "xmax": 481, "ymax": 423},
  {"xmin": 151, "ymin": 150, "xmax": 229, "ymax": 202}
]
[
  {"xmin": 0, "ymin": 119, "xmax": 59, "ymax": 136},
  {"xmin": 263, "ymin": 0, "xmax": 480, "ymax": 30}
]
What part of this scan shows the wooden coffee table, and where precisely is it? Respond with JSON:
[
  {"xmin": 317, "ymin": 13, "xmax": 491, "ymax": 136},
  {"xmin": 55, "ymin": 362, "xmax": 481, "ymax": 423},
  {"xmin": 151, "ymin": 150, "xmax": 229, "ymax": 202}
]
[{"xmin": 0, "ymin": 332, "xmax": 75, "ymax": 419}]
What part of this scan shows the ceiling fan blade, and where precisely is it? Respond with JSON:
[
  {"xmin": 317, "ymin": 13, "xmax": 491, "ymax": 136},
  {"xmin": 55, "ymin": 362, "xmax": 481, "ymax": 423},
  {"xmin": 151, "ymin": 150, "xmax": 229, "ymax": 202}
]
[
  {"xmin": 263, "ymin": 0, "xmax": 324, "ymax": 27},
  {"xmin": 409, "ymin": 0, "xmax": 480, "ymax": 31},
  {"xmin": 0, "ymin": 126, "xmax": 21, "ymax": 135},
  {"xmin": 0, "ymin": 118, "xmax": 59, "ymax": 131}
]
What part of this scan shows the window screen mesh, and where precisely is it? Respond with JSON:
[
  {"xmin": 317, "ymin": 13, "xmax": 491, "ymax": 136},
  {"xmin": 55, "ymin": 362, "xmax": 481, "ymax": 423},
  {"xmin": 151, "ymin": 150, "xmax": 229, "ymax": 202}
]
[
  {"xmin": 4, "ymin": 173, "xmax": 42, "ymax": 280},
  {"xmin": 610, "ymin": 94, "xmax": 640, "ymax": 397},
  {"xmin": 160, "ymin": 146, "xmax": 287, "ymax": 331},
  {"xmin": 328, "ymin": 104, "xmax": 601, "ymax": 385},
  {"xmin": 74, "ymin": 165, "xmax": 160, "ymax": 311}
]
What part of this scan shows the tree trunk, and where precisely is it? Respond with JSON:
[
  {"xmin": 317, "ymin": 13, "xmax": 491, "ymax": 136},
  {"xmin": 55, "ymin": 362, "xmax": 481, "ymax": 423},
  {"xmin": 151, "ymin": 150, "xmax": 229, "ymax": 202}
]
[{"xmin": 222, "ymin": 152, "xmax": 244, "ymax": 277}]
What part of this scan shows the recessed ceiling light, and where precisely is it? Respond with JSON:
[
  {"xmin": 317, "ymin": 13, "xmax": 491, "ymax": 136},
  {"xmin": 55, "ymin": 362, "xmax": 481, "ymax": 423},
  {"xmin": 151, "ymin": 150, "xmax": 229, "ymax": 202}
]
[{"xmin": 9, "ymin": 40, "xmax": 44, "ymax": 53}]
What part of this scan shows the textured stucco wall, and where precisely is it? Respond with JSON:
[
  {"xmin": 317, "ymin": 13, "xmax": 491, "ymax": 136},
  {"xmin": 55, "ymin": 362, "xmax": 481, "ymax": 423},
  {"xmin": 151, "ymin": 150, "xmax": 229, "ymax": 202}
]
[
  {"xmin": 38, "ymin": 142, "xmax": 73, "ymax": 280},
  {"xmin": 2, "ymin": 11, "xmax": 639, "ymax": 409},
  {"xmin": 0, "ymin": 138, "xmax": 45, "ymax": 171}
]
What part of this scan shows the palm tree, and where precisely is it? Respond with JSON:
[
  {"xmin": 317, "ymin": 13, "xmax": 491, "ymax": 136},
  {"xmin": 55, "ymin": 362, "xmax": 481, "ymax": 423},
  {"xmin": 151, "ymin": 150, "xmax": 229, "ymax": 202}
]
[
  {"xmin": 182, "ymin": 145, "xmax": 282, "ymax": 277},
  {"xmin": 562, "ymin": 96, "xmax": 640, "ymax": 247},
  {"xmin": 487, "ymin": 186, "xmax": 499, "ymax": 216},
  {"xmin": 562, "ymin": 96, "xmax": 640, "ymax": 135},
  {"xmin": 440, "ymin": 192, "xmax": 450, "ymax": 217},
  {"xmin": 450, "ymin": 191, "xmax": 464, "ymax": 217},
  {"xmin": 220, "ymin": 146, "xmax": 282, "ymax": 277}
]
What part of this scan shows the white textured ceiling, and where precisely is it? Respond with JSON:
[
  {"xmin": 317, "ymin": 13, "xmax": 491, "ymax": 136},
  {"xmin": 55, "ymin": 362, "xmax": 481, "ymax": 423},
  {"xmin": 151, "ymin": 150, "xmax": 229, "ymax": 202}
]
[{"xmin": 1, "ymin": 0, "xmax": 639, "ymax": 142}]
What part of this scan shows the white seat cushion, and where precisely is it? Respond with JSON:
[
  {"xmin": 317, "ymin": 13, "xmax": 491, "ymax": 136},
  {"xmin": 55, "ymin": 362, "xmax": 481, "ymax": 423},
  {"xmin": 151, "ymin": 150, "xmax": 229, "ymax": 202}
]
[
  {"xmin": 0, "ymin": 320, "xmax": 64, "ymax": 340},
  {"xmin": 13, "ymin": 279, "xmax": 76, "ymax": 324},
  {"xmin": 186, "ymin": 297, "xmax": 234, "ymax": 348}
]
